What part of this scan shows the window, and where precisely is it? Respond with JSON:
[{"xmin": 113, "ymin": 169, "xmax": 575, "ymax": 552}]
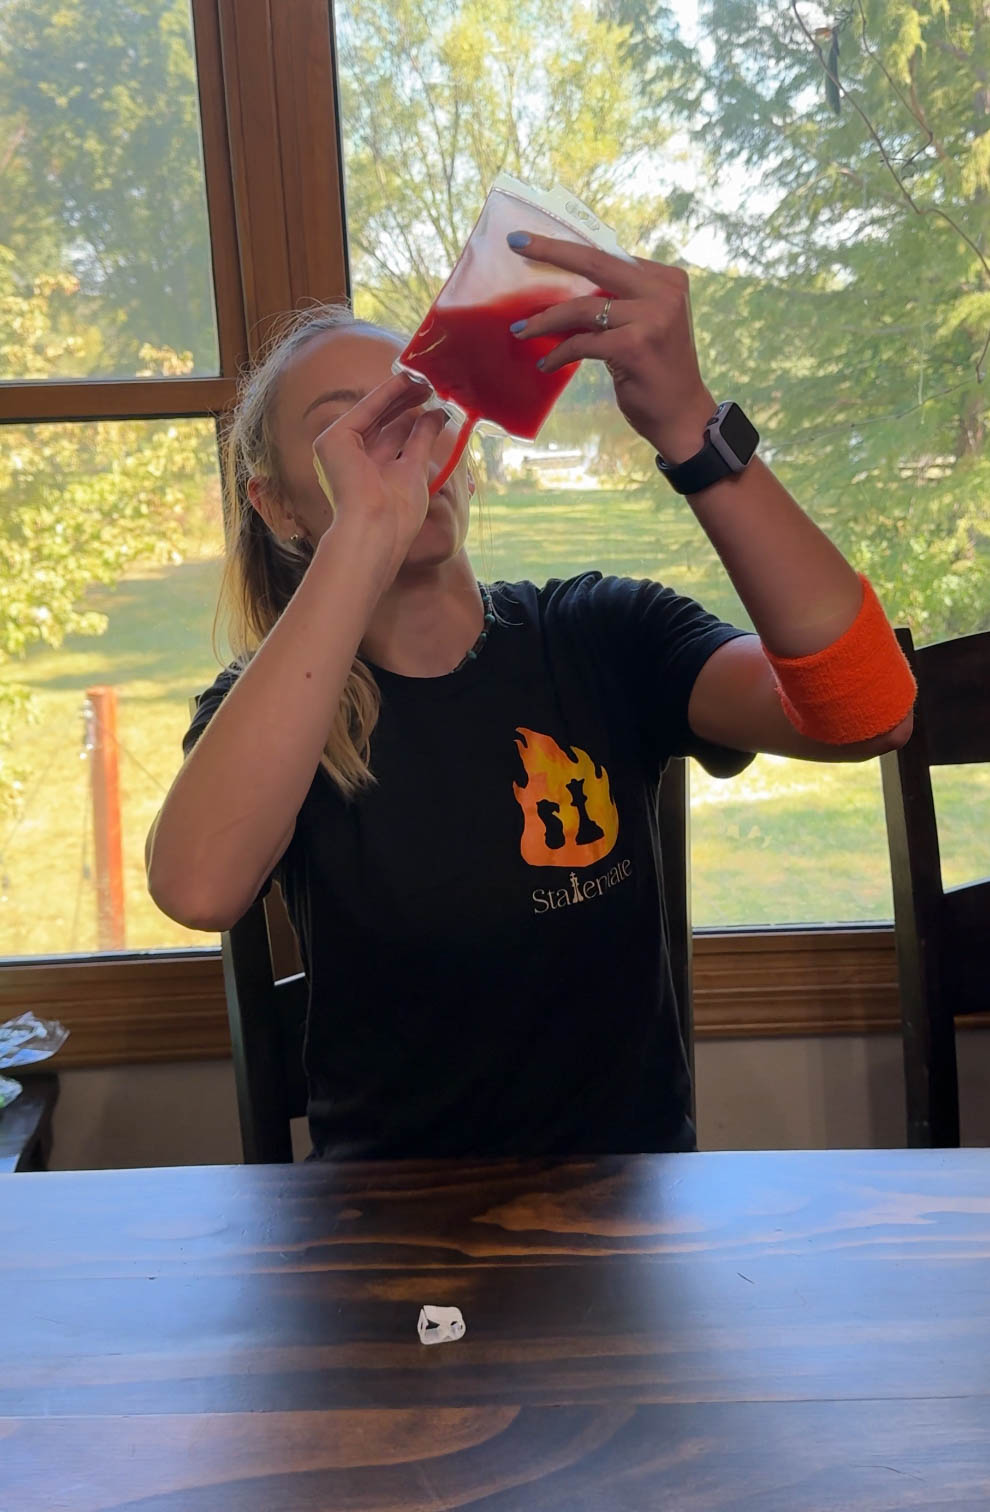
[
  {"xmin": 0, "ymin": 0, "xmax": 346, "ymax": 968},
  {"xmin": 0, "ymin": 0, "xmax": 229, "ymax": 956},
  {"xmin": 336, "ymin": 0, "xmax": 990, "ymax": 927},
  {"xmin": 2, "ymin": 0, "xmax": 980, "ymax": 1056}
]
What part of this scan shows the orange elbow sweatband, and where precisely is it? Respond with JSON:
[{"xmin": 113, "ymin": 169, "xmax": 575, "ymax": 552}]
[{"xmin": 762, "ymin": 576, "xmax": 916, "ymax": 744}]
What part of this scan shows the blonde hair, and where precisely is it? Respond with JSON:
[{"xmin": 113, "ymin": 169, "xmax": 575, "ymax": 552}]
[{"xmin": 217, "ymin": 303, "xmax": 395, "ymax": 798}]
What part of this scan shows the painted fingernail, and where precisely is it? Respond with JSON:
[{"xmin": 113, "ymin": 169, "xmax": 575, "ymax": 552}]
[
  {"xmin": 507, "ymin": 231, "xmax": 531, "ymax": 249},
  {"xmin": 509, "ymin": 319, "xmax": 527, "ymax": 335},
  {"xmin": 536, "ymin": 357, "xmax": 546, "ymax": 370}
]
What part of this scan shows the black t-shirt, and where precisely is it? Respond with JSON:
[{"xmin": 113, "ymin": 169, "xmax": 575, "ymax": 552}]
[{"xmin": 184, "ymin": 573, "xmax": 753, "ymax": 1160}]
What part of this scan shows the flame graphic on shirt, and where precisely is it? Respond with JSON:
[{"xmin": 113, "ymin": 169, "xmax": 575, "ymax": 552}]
[{"xmin": 513, "ymin": 727, "xmax": 619, "ymax": 868}]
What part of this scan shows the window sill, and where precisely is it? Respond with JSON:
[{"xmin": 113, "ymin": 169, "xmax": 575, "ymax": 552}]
[
  {"xmin": 4, "ymin": 925, "xmax": 973, "ymax": 1069},
  {"xmin": 0, "ymin": 951, "xmax": 231, "ymax": 1067}
]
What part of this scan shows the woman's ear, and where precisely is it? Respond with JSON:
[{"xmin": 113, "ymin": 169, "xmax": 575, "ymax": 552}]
[{"xmin": 247, "ymin": 475, "xmax": 300, "ymax": 542}]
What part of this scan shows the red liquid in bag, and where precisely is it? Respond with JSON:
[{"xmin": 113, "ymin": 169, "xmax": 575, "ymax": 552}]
[{"xmin": 400, "ymin": 287, "xmax": 584, "ymax": 441}]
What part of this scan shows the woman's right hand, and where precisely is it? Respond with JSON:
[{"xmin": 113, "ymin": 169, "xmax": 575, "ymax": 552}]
[{"xmin": 311, "ymin": 373, "xmax": 447, "ymax": 582}]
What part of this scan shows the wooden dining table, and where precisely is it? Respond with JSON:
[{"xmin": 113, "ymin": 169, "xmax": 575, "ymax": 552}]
[{"xmin": 2, "ymin": 1148, "xmax": 990, "ymax": 1509}]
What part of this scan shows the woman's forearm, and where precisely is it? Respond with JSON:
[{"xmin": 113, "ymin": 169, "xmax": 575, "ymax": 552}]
[
  {"xmin": 147, "ymin": 375, "xmax": 446, "ymax": 931},
  {"xmin": 653, "ymin": 395, "xmax": 864, "ymax": 657},
  {"xmin": 147, "ymin": 523, "xmax": 390, "ymax": 930},
  {"xmin": 685, "ymin": 456, "xmax": 864, "ymax": 657}
]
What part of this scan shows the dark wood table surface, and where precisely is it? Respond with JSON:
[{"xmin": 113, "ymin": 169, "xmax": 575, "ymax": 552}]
[{"xmin": 3, "ymin": 1149, "xmax": 990, "ymax": 1510}]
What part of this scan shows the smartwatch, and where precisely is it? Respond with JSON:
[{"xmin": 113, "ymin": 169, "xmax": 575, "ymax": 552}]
[{"xmin": 655, "ymin": 401, "xmax": 759, "ymax": 495}]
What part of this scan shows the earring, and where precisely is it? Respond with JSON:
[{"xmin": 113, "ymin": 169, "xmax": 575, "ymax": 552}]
[{"xmin": 467, "ymin": 475, "xmax": 476, "ymax": 497}]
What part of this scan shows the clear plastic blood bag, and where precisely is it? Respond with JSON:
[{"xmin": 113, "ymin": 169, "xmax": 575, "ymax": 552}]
[{"xmin": 397, "ymin": 174, "xmax": 633, "ymax": 494}]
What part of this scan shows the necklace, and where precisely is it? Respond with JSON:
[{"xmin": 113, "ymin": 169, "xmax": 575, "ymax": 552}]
[{"xmin": 451, "ymin": 582, "xmax": 495, "ymax": 673}]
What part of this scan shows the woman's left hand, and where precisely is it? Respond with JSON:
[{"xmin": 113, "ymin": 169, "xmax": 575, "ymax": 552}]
[{"xmin": 508, "ymin": 232, "xmax": 715, "ymax": 464}]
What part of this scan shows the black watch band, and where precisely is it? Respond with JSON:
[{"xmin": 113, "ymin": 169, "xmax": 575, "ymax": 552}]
[
  {"xmin": 655, "ymin": 401, "xmax": 759, "ymax": 496},
  {"xmin": 655, "ymin": 443, "xmax": 735, "ymax": 496}
]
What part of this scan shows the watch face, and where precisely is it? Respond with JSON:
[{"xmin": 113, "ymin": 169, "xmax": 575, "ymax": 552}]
[{"xmin": 713, "ymin": 402, "xmax": 759, "ymax": 467}]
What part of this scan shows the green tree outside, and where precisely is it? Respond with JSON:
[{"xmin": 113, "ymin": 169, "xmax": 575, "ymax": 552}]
[
  {"xmin": 0, "ymin": 0, "xmax": 218, "ymax": 377},
  {"xmin": 614, "ymin": 0, "xmax": 990, "ymax": 636}
]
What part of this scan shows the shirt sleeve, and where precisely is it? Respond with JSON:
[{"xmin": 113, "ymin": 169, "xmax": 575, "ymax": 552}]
[
  {"xmin": 559, "ymin": 572, "xmax": 757, "ymax": 778},
  {"xmin": 181, "ymin": 665, "xmax": 240, "ymax": 758}
]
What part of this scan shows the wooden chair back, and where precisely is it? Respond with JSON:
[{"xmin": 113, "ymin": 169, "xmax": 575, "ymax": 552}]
[
  {"xmin": 221, "ymin": 757, "xmax": 695, "ymax": 1161},
  {"xmin": 660, "ymin": 756, "xmax": 695, "ymax": 1109},
  {"xmin": 880, "ymin": 626, "xmax": 990, "ymax": 1146},
  {"xmin": 221, "ymin": 887, "xmax": 307, "ymax": 1164}
]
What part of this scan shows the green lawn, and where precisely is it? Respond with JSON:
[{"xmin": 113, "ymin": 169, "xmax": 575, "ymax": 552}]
[
  {"xmin": 2, "ymin": 485, "xmax": 987, "ymax": 956},
  {"xmin": 0, "ymin": 557, "xmax": 225, "ymax": 955}
]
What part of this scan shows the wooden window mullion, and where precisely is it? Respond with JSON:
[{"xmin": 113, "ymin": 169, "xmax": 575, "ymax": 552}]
[
  {"xmin": 217, "ymin": 0, "xmax": 349, "ymax": 359},
  {"xmin": 271, "ymin": 0, "xmax": 350, "ymax": 310},
  {"xmin": 0, "ymin": 378, "xmax": 235, "ymax": 425},
  {"xmin": 191, "ymin": 0, "xmax": 250, "ymax": 380}
]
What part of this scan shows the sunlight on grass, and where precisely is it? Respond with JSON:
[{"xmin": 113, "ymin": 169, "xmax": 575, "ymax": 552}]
[{"xmin": 0, "ymin": 559, "xmax": 224, "ymax": 955}]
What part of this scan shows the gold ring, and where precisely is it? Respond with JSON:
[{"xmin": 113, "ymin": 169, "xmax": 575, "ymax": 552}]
[{"xmin": 595, "ymin": 298, "xmax": 612, "ymax": 331}]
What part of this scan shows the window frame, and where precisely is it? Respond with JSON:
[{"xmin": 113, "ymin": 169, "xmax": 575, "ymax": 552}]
[
  {"xmin": 0, "ymin": 0, "xmax": 954, "ymax": 1060},
  {"xmin": 0, "ymin": 926, "xmax": 924, "ymax": 1067}
]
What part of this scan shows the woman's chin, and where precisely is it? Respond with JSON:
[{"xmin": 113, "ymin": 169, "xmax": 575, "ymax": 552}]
[{"xmin": 403, "ymin": 513, "xmax": 464, "ymax": 569}]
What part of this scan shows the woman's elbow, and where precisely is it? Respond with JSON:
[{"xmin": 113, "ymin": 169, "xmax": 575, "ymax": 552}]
[
  {"xmin": 874, "ymin": 708, "xmax": 915, "ymax": 753},
  {"xmin": 826, "ymin": 707, "xmax": 915, "ymax": 762},
  {"xmin": 848, "ymin": 707, "xmax": 915, "ymax": 760},
  {"xmin": 146, "ymin": 854, "xmax": 247, "ymax": 935}
]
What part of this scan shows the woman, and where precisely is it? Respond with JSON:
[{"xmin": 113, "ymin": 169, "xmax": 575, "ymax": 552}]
[{"xmin": 147, "ymin": 233, "xmax": 915, "ymax": 1160}]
